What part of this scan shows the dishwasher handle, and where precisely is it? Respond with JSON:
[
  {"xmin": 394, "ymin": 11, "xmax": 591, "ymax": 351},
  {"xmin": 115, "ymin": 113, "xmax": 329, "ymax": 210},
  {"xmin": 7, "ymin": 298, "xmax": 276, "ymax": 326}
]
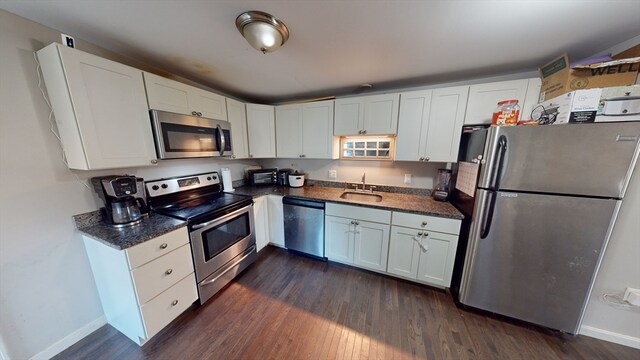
[{"xmin": 282, "ymin": 196, "xmax": 325, "ymax": 210}]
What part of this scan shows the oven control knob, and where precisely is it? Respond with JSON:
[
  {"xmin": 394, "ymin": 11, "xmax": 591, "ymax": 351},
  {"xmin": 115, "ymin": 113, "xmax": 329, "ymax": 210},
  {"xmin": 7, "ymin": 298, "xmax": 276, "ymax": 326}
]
[
  {"xmin": 161, "ymin": 184, "xmax": 168, "ymax": 189},
  {"xmin": 207, "ymin": 176, "xmax": 212, "ymax": 181},
  {"xmin": 151, "ymin": 185, "xmax": 159, "ymax": 191}
]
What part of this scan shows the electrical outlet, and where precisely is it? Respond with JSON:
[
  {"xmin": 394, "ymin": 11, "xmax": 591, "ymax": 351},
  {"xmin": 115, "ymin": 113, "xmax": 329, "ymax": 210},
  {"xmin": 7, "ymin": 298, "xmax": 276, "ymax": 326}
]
[
  {"xmin": 623, "ymin": 287, "xmax": 640, "ymax": 306},
  {"xmin": 61, "ymin": 34, "xmax": 75, "ymax": 48},
  {"xmin": 328, "ymin": 170, "xmax": 337, "ymax": 179},
  {"xmin": 404, "ymin": 173, "xmax": 412, "ymax": 184}
]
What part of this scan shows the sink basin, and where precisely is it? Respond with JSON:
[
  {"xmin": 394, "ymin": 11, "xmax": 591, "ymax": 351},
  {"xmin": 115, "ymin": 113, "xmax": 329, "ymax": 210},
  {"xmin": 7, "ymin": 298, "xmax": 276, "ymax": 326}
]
[{"xmin": 339, "ymin": 191, "xmax": 383, "ymax": 203}]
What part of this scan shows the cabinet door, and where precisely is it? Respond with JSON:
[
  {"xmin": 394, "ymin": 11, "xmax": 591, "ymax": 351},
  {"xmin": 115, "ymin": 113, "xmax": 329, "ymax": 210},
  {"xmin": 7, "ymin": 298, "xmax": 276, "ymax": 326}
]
[
  {"xmin": 325, "ymin": 215, "xmax": 354, "ymax": 264},
  {"xmin": 302, "ymin": 100, "xmax": 336, "ymax": 159},
  {"xmin": 39, "ymin": 45, "xmax": 156, "ymax": 170},
  {"xmin": 189, "ymin": 87, "xmax": 227, "ymax": 120},
  {"xmin": 387, "ymin": 226, "xmax": 420, "ymax": 279},
  {"xmin": 416, "ymin": 231, "xmax": 458, "ymax": 287},
  {"xmin": 423, "ymin": 86, "xmax": 469, "ymax": 163},
  {"xmin": 143, "ymin": 72, "xmax": 193, "ymax": 115},
  {"xmin": 275, "ymin": 104, "xmax": 302, "ymax": 158},
  {"xmin": 363, "ymin": 93, "xmax": 400, "ymax": 135},
  {"xmin": 253, "ymin": 196, "xmax": 270, "ymax": 252},
  {"xmin": 353, "ymin": 220, "xmax": 390, "ymax": 272},
  {"xmin": 226, "ymin": 98, "xmax": 249, "ymax": 159},
  {"xmin": 246, "ymin": 104, "xmax": 276, "ymax": 158},
  {"xmin": 396, "ymin": 90, "xmax": 432, "ymax": 161},
  {"xmin": 267, "ymin": 195, "xmax": 285, "ymax": 247},
  {"xmin": 334, "ymin": 97, "xmax": 364, "ymax": 135},
  {"xmin": 521, "ymin": 78, "xmax": 542, "ymax": 122},
  {"xmin": 464, "ymin": 79, "xmax": 529, "ymax": 125}
]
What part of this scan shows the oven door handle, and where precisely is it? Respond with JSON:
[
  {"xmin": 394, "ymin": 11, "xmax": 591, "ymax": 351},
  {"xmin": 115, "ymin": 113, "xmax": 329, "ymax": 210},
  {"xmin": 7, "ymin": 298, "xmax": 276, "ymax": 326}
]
[
  {"xmin": 190, "ymin": 204, "xmax": 252, "ymax": 231},
  {"xmin": 200, "ymin": 245, "xmax": 256, "ymax": 287},
  {"xmin": 192, "ymin": 221, "xmax": 214, "ymax": 230}
]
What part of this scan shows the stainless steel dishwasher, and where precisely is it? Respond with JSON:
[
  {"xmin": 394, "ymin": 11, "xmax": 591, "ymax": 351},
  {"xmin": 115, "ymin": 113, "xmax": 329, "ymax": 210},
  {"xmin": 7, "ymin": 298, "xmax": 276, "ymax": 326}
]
[{"xmin": 282, "ymin": 196, "xmax": 325, "ymax": 259}]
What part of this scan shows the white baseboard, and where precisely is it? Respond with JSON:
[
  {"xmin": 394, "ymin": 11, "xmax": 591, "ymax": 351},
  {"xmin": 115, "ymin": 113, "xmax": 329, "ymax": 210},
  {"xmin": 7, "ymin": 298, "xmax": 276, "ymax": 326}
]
[
  {"xmin": 580, "ymin": 325, "xmax": 640, "ymax": 349},
  {"xmin": 30, "ymin": 316, "xmax": 107, "ymax": 360}
]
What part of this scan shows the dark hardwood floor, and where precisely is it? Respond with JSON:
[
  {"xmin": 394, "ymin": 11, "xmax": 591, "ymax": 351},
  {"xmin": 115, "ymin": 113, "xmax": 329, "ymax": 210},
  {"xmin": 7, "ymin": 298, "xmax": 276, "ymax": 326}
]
[{"xmin": 55, "ymin": 246, "xmax": 639, "ymax": 360}]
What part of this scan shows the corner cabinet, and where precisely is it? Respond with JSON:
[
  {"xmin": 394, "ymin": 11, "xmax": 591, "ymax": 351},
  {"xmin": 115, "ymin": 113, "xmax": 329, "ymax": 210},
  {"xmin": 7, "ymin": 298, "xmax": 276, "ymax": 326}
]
[
  {"xmin": 226, "ymin": 98, "xmax": 250, "ymax": 159},
  {"xmin": 143, "ymin": 72, "xmax": 227, "ymax": 121},
  {"xmin": 36, "ymin": 43, "xmax": 157, "ymax": 170},
  {"xmin": 395, "ymin": 86, "xmax": 469, "ymax": 163},
  {"xmin": 387, "ymin": 212, "xmax": 461, "ymax": 288},
  {"xmin": 246, "ymin": 104, "xmax": 276, "ymax": 158},
  {"xmin": 334, "ymin": 93, "xmax": 400, "ymax": 135},
  {"xmin": 464, "ymin": 78, "xmax": 542, "ymax": 124},
  {"xmin": 253, "ymin": 195, "xmax": 270, "ymax": 251},
  {"xmin": 275, "ymin": 100, "xmax": 337, "ymax": 159},
  {"xmin": 82, "ymin": 227, "xmax": 198, "ymax": 345}
]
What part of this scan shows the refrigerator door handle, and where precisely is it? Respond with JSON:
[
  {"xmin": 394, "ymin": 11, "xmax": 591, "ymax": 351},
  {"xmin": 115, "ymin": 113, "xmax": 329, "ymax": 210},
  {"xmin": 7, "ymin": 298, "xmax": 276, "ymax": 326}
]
[
  {"xmin": 480, "ymin": 191, "xmax": 496, "ymax": 239},
  {"xmin": 490, "ymin": 135, "xmax": 508, "ymax": 189}
]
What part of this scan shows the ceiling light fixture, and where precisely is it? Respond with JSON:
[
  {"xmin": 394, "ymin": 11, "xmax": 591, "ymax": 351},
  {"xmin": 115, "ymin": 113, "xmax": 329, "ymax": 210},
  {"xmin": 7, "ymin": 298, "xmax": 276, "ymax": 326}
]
[{"xmin": 235, "ymin": 11, "xmax": 289, "ymax": 54}]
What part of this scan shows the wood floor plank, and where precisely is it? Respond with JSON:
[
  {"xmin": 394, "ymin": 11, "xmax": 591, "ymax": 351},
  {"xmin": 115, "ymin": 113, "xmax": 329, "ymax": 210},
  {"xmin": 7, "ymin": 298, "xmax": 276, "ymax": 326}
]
[{"xmin": 54, "ymin": 246, "xmax": 640, "ymax": 360}]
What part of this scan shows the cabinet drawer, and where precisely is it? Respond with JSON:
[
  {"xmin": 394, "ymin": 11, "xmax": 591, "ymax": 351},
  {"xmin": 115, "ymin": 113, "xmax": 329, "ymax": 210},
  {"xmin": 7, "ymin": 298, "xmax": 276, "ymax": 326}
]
[
  {"xmin": 131, "ymin": 244, "xmax": 195, "ymax": 304},
  {"xmin": 140, "ymin": 273, "xmax": 197, "ymax": 339},
  {"xmin": 326, "ymin": 203, "xmax": 391, "ymax": 224},
  {"xmin": 392, "ymin": 212, "xmax": 460, "ymax": 235},
  {"xmin": 126, "ymin": 227, "xmax": 189, "ymax": 269}
]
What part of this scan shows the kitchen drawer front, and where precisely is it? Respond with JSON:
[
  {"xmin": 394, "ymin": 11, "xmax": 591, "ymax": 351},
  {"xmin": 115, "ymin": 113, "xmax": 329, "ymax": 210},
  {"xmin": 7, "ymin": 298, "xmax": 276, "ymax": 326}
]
[
  {"xmin": 140, "ymin": 273, "xmax": 197, "ymax": 339},
  {"xmin": 131, "ymin": 244, "xmax": 195, "ymax": 304},
  {"xmin": 126, "ymin": 227, "xmax": 189, "ymax": 269},
  {"xmin": 392, "ymin": 211, "xmax": 460, "ymax": 235},
  {"xmin": 326, "ymin": 203, "xmax": 391, "ymax": 224}
]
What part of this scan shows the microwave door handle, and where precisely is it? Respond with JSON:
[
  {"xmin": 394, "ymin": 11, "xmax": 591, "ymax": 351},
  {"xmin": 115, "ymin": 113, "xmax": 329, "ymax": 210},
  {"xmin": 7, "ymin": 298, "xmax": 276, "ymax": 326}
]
[{"xmin": 217, "ymin": 124, "xmax": 226, "ymax": 156}]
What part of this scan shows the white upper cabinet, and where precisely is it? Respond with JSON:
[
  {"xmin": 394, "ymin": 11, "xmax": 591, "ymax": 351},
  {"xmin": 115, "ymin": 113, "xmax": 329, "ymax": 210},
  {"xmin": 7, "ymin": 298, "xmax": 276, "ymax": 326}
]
[
  {"xmin": 143, "ymin": 72, "xmax": 227, "ymax": 121},
  {"xmin": 464, "ymin": 78, "xmax": 540, "ymax": 124},
  {"xmin": 334, "ymin": 93, "xmax": 399, "ymax": 135},
  {"xmin": 36, "ymin": 43, "xmax": 157, "ymax": 170},
  {"xmin": 276, "ymin": 100, "xmax": 336, "ymax": 159},
  {"xmin": 396, "ymin": 86, "xmax": 468, "ymax": 163},
  {"xmin": 246, "ymin": 104, "xmax": 276, "ymax": 158},
  {"xmin": 226, "ymin": 98, "xmax": 249, "ymax": 159}
]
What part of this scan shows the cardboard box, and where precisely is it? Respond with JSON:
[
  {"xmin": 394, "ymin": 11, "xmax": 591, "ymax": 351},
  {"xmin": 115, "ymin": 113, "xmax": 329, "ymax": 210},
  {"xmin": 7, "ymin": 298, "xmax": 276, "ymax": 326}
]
[
  {"xmin": 534, "ymin": 85, "xmax": 640, "ymax": 125},
  {"xmin": 539, "ymin": 53, "xmax": 640, "ymax": 101}
]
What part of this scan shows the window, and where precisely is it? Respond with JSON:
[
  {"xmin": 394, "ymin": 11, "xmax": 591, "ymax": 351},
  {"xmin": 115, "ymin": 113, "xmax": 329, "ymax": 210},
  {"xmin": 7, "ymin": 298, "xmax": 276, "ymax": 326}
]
[{"xmin": 340, "ymin": 136, "xmax": 394, "ymax": 160}]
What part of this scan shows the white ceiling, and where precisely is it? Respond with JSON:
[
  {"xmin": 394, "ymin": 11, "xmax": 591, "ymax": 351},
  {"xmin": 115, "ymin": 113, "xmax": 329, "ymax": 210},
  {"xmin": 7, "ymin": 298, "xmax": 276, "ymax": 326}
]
[{"xmin": 2, "ymin": 0, "xmax": 639, "ymax": 103}]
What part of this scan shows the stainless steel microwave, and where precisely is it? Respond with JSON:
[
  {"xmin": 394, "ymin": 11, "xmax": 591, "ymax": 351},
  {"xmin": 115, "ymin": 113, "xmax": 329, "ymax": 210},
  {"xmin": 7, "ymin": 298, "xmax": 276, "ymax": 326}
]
[{"xmin": 150, "ymin": 110, "xmax": 232, "ymax": 159}]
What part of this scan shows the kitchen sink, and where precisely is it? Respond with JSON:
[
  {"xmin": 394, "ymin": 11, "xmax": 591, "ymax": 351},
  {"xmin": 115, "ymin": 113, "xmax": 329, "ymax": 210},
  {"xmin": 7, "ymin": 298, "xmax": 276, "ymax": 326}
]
[{"xmin": 339, "ymin": 191, "xmax": 383, "ymax": 203}]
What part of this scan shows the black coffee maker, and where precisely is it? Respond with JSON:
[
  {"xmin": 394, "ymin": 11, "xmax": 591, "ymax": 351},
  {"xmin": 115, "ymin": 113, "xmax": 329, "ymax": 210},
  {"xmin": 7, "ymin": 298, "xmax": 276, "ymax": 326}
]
[{"xmin": 91, "ymin": 176, "xmax": 149, "ymax": 227}]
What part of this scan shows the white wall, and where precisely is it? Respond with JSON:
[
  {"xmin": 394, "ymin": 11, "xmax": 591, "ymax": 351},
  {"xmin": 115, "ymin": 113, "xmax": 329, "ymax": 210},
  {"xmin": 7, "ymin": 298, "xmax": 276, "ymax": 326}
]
[
  {"xmin": 0, "ymin": 10, "xmax": 257, "ymax": 360},
  {"xmin": 579, "ymin": 35, "xmax": 640, "ymax": 348}
]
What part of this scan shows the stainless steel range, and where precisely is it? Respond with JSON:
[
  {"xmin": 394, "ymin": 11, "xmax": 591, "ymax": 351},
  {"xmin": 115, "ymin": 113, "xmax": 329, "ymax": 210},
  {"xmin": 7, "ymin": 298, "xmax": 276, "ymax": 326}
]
[{"xmin": 146, "ymin": 172, "xmax": 256, "ymax": 304}]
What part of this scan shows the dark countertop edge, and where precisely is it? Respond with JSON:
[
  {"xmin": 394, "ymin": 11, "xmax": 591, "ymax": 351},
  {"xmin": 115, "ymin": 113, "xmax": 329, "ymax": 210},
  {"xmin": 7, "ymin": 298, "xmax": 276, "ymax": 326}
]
[{"xmin": 234, "ymin": 185, "xmax": 464, "ymax": 220}]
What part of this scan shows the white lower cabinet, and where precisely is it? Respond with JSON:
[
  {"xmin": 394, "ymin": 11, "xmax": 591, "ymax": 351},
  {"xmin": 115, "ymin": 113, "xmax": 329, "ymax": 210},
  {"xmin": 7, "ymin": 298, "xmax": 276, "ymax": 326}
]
[
  {"xmin": 325, "ymin": 203, "xmax": 391, "ymax": 272},
  {"xmin": 82, "ymin": 227, "xmax": 197, "ymax": 345},
  {"xmin": 388, "ymin": 212, "xmax": 461, "ymax": 288},
  {"xmin": 253, "ymin": 195, "xmax": 270, "ymax": 251},
  {"xmin": 267, "ymin": 195, "xmax": 285, "ymax": 247}
]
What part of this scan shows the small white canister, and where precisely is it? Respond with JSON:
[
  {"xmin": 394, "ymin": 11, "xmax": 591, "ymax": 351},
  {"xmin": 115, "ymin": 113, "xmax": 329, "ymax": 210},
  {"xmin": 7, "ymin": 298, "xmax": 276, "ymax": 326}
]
[{"xmin": 288, "ymin": 173, "xmax": 305, "ymax": 188}]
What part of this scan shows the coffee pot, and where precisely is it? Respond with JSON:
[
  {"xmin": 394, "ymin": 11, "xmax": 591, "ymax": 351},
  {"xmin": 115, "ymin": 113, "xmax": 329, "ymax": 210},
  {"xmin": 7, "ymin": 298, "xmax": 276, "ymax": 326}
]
[
  {"xmin": 91, "ymin": 176, "xmax": 148, "ymax": 227},
  {"xmin": 433, "ymin": 169, "xmax": 452, "ymax": 202}
]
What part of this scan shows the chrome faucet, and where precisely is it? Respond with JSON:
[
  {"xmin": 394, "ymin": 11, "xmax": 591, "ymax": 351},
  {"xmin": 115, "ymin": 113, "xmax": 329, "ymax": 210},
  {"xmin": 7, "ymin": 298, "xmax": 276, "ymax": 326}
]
[{"xmin": 361, "ymin": 172, "xmax": 366, "ymax": 191}]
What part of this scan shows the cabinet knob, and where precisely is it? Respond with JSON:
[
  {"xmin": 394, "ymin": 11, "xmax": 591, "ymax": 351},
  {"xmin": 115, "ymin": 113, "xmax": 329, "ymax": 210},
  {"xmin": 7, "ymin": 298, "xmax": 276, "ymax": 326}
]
[
  {"xmin": 417, "ymin": 231, "xmax": 423, "ymax": 236},
  {"xmin": 424, "ymin": 157, "xmax": 430, "ymax": 161},
  {"xmin": 355, "ymin": 221, "xmax": 360, "ymax": 225},
  {"xmin": 231, "ymin": 155, "xmax": 236, "ymax": 159},
  {"xmin": 419, "ymin": 157, "xmax": 424, "ymax": 161},
  {"xmin": 159, "ymin": 243, "xmax": 168, "ymax": 249},
  {"xmin": 165, "ymin": 269, "xmax": 173, "ymax": 275},
  {"xmin": 249, "ymin": 154, "xmax": 253, "ymax": 158},
  {"xmin": 350, "ymin": 220, "xmax": 355, "ymax": 224},
  {"xmin": 424, "ymin": 232, "xmax": 429, "ymax": 237},
  {"xmin": 150, "ymin": 159, "xmax": 158, "ymax": 165},
  {"xmin": 197, "ymin": 112, "xmax": 203, "ymax": 117},
  {"xmin": 191, "ymin": 111, "xmax": 198, "ymax": 116},
  {"xmin": 362, "ymin": 130, "xmax": 367, "ymax": 134},
  {"xmin": 171, "ymin": 300, "xmax": 179, "ymax": 306},
  {"xmin": 358, "ymin": 130, "xmax": 363, "ymax": 135},
  {"xmin": 421, "ymin": 221, "xmax": 427, "ymax": 227}
]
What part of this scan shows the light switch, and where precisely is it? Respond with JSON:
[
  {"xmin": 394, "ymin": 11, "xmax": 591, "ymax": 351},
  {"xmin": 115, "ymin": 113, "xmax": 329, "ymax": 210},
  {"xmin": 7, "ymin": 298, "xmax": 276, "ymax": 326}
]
[{"xmin": 404, "ymin": 174, "xmax": 412, "ymax": 184}]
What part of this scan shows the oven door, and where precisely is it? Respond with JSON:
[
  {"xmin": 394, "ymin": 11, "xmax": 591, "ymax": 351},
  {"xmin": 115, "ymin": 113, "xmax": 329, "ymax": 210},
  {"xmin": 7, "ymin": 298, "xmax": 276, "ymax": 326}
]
[
  {"xmin": 189, "ymin": 204, "xmax": 255, "ymax": 283},
  {"xmin": 151, "ymin": 110, "xmax": 232, "ymax": 159}
]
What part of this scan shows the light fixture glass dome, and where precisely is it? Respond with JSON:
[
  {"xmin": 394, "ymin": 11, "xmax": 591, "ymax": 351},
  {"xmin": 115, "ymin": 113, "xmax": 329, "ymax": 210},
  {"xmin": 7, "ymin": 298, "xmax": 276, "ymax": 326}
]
[{"xmin": 236, "ymin": 11, "xmax": 289, "ymax": 54}]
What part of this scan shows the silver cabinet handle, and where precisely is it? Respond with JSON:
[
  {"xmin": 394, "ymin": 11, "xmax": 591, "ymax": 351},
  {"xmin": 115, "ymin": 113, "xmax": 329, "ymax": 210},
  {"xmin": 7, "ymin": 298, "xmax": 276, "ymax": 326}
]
[
  {"xmin": 165, "ymin": 269, "xmax": 173, "ymax": 275},
  {"xmin": 421, "ymin": 221, "xmax": 427, "ymax": 227},
  {"xmin": 159, "ymin": 243, "xmax": 168, "ymax": 249},
  {"xmin": 191, "ymin": 111, "xmax": 198, "ymax": 116},
  {"xmin": 171, "ymin": 300, "xmax": 178, "ymax": 306},
  {"xmin": 150, "ymin": 159, "xmax": 158, "ymax": 165}
]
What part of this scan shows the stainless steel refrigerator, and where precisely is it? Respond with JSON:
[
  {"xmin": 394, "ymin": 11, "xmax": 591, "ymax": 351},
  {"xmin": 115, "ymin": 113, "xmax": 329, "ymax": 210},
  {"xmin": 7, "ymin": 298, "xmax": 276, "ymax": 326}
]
[{"xmin": 451, "ymin": 122, "xmax": 640, "ymax": 334}]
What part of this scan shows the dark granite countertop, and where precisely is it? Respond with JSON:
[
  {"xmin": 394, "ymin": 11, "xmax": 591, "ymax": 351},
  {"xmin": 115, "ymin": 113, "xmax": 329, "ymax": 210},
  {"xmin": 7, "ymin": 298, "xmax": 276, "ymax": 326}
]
[
  {"xmin": 73, "ymin": 211, "xmax": 187, "ymax": 250},
  {"xmin": 233, "ymin": 184, "xmax": 464, "ymax": 220}
]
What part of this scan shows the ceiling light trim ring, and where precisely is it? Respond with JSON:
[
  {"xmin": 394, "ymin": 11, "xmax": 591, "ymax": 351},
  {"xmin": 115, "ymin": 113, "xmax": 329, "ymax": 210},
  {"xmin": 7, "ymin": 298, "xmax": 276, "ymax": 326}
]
[{"xmin": 236, "ymin": 11, "xmax": 290, "ymax": 52}]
